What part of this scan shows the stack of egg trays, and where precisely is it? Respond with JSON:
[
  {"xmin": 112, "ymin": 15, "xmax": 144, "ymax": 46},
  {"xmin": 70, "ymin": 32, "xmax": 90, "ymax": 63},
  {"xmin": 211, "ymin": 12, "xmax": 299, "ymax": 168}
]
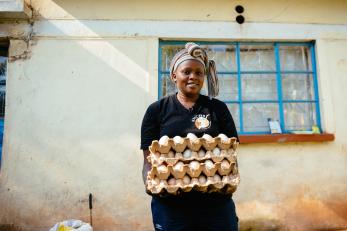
[{"xmin": 146, "ymin": 135, "xmax": 240, "ymax": 196}]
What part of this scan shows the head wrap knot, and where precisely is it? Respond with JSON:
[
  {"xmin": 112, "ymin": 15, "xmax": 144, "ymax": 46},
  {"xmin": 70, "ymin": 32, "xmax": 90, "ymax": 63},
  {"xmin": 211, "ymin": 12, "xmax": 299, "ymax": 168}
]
[{"xmin": 169, "ymin": 42, "xmax": 219, "ymax": 98}]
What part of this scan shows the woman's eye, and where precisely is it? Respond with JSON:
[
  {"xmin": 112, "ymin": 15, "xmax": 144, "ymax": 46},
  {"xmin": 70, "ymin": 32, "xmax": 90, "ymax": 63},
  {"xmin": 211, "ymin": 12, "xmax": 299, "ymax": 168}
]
[{"xmin": 184, "ymin": 71, "xmax": 190, "ymax": 75}]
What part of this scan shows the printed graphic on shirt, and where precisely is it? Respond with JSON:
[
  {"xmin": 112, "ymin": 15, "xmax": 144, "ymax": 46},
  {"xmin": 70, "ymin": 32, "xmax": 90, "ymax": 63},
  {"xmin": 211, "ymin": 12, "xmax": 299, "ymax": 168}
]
[{"xmin": 192, "ymin": 114, "xmax": 211, "ymax": 129}]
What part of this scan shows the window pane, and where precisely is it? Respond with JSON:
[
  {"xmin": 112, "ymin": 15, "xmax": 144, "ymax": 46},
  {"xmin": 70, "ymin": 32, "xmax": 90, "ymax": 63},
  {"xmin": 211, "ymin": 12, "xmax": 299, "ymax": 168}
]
[
  {"xmin": 243, "ymin": 103, "xmax": 279, "ymax": 132},
  {"xmin": 0, "ymin": 56, "xmax": 6, "ymax": 118},
  {"xmin": 161, "ymin": 74, "xmax": 176, "ymax": 97},
  {"xmin": 282, "ymin": 74, "xmax": 314, "ymax": 100},
  {"xmin": 240, "ymin": 45, "xmax": 275, "ymax": 71},
  {"xmin": 161, "ymin": 45, "xmax": 184, "ymax": 71},
  {"xmin": 241, "ymin": 74, "xmax": 277, "ymax": 100},
  {"xmin": 216, "ymin": 74, "xmax": 238, "ymax": 101},
  {"xmin": 279, "ymin": 46, "xmax": 312, "ymax": 71},
  {"xmin": 204, "ymin": 45, "xmax": 236, "ymax": 72},
  {"xmin": 226, "ymin": 103, "xmax": 240, "ymax": 131},
  {"xmin": 284, "ymin": 103, "xmax": 316, "ymax": 131},
  {"xmin": 161, "ymin": 44, "xmax": 237, "ymax": 72}
]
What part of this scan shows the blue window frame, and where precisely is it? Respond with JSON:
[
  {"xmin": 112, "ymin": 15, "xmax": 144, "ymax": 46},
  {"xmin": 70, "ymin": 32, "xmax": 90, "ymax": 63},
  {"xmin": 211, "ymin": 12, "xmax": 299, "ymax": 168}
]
[
  {"xmin": 0, "ymin": 40, "xmax": 8, "ymax": 167},
  {"xmin": 159, "ymin": 41, "xmax": 321, "ymax": 135}
]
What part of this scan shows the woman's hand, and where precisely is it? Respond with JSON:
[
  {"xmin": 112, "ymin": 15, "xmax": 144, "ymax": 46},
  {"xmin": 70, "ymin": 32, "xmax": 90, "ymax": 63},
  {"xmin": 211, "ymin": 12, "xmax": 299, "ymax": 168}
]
[{"xmin": 142, "ymin": 150, "xmax": 152, "ymax": 185}]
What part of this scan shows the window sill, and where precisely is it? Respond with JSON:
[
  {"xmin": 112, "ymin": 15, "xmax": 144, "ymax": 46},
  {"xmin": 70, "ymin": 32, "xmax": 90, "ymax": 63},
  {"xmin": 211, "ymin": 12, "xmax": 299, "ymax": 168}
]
[{"xmin": 239, "ymin": 133, "xmax": 335, "ymax": 144}]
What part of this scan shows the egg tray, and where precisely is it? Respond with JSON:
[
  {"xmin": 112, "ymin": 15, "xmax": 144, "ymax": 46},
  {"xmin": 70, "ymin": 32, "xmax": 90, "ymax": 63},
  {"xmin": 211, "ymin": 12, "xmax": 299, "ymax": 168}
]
[
  {"xmin": 148, "ymin": 148, "xmax": 237, "ymax": 166},
  {"xmin": 146, "ymin": 173, "xmax": 240, "ymax": 196},
  {"xmin": 150, "ymin": 136, "xmax": 238, "ymax": 153},
  {"xmin": 146, "ymin": 134, "xmax": 240, "ymax": 196},
  {"xmin": 148, "ymin": 157, "xmax": 237, "ymax": 179}
]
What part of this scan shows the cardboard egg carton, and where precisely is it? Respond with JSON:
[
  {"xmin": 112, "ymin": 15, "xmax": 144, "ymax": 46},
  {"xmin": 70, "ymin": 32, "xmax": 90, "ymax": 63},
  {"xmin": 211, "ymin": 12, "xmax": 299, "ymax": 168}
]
[
  {"xmin": 147, "ymin": 173, "xmax": 240, "ymax": 195},
  {"xmin": 148, "ymin": 148, "xmax": 237, "ymax": 166},
  {"xmin": 149, "ymin": 158, "xmax": 237, "ymax": 180},
  {"xmin": 146, "ymin": 134, "xmax": 240, "ymax": 196},
  {"xmin": 150, "ymin": 134, "xmax": 238, "ymax": 154}
]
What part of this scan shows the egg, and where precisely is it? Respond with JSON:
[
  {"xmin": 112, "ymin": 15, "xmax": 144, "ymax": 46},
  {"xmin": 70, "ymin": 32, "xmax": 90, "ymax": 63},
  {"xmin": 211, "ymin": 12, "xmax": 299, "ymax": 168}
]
[
  {"xmin": 173, "ymin": 135, "xmax": 184, "ymax": 144},
  {"xmin": 157, "ymin": 165, "xmax": 169, "ymax": 174},
  {"xmin": 183, "ymin": 149, "xmax": 192, "ymax": 158},
  {"xmin": 198, "ymin": 150, "xmax": 206, "ymax": 158},
  {"xmin": 173, "ymin": 161, "xmax": 184, "ymax": 172},
  {"xmin": 183, "ymin": 175, "xmax": 191, "ymax": 185},
  {"xmin": 152, "ymin": 177, "xmax": 160, "ymax": 186},
  {"xmin": 198, "ymin": 175, "xmax": 207, "ymax": 184},
  {"xmin": 212, "ymin": 147, "xmax": 221, "ymax": 156},
  {"xmin": 218, "ymin": 133, "xmax": 229, "ymax": 142},
  {"xmin": 175, "ymin": 152, "xmax": 183, "ymax": 159},
  {"xmin": 189, "ymin": 161, "xmax": 200, "ymax": 171},
  {"xmin": 168, "ymin": 178, "xmax": 176, "ymax": 185},
  {"xmin": 187, "ymin": 133, "xmax": 198, "ymax": 142},
  {"xmin": 204, "ymin": 159, "xmax": 214, "ymax": 170},
  {"xmin": 202, "ymin": 134, "xmax": 213, "ymax": 142},
  {"xmin": 167, "ymin": 150, "xmax": 175, "ymax": 158},
  {"xmin": 213, "ymin": 174, "xmax": 222, "ymax": 182},
  {"xmin": 159, "ymin": 135, "xmax": 170, "ymax": 145}
]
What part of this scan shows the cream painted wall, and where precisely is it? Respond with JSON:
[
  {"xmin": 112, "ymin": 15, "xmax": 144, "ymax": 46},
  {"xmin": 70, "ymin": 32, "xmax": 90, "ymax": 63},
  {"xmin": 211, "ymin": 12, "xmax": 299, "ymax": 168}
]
[
  {"xmin": 0, "ymin": 38, "xmax": 158, "ymax": 230},
  {"xmin": 0, "ymin": 0, "xmax": 347, "ymax": 231},
  {"xmin": 30, "ymin": 0, "xmax": 347, "ymax": 24}
]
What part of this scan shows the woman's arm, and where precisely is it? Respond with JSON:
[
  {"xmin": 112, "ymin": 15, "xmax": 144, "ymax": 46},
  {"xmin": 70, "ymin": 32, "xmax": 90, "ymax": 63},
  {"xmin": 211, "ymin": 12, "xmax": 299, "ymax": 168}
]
[
  {"xmin": 142, "ymin": 149, "xmax": 151, "ymax": 185},
  {"xmin": 141, "ymin": 102, "xmax": 160, "ymax": 185}
]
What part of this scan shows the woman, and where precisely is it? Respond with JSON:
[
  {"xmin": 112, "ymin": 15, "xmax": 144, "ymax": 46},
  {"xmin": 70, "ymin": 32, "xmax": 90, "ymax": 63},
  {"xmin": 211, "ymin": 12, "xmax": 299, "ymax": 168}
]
[{"xmin": 141, "ymin": 42, "xmax": 239, "ymax": 231}]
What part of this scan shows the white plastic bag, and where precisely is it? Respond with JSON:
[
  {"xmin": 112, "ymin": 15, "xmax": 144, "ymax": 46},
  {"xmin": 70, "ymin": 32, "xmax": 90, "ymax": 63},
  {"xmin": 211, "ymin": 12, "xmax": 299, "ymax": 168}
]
[{"xmin": 49, "ymin": 219, "xmax": 92, "ymax": 231}]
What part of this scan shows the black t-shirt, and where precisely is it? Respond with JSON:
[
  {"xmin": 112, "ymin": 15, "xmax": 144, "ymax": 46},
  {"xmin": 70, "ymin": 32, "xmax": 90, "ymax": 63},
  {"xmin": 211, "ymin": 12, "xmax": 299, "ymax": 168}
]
[{"xmin": 140, "ymin": 93, "xmax": 239, "ymax": 207}]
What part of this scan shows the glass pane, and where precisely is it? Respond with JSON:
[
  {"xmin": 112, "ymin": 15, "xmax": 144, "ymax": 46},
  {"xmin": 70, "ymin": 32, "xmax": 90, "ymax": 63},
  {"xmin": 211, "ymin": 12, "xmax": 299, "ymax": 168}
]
[
  {"xmin": 279, "ymin": 46, "xmax": 312, "ymax": 71},
  {"xmin": 241, "ymin": 74, "xmax": 277, "ymax": 100},
  {"xmin": 243, "ymin": 103, "xmax": 279, "ymax": 132},
  {"xmin": 226, "ymin": 103, "xmax": 240, "ymax": 131},
  {"xmin": 282, "ymin": 74, "xmax": 314, "ymax": 100},
  {"xmin": 0, "ymin": 56, "xmax": 6, "ymax": 118},
  {"xmin": 161, "ymin": 44, "xmax": 236, "ymax": 72},
  {"xmin": 161, "ymin": 45, "xmax": 185, "ymax": 71},
  {"xmin": 284, "ymin": 103, "xmax": 316, "ymax": 131},
  {"xmin": 204, "ymin": 45, "xmax": 236, "ymax": 72},
  {"xmin": 240, "ymin": 45, "xmax": 275, "ymax": 71},
  {"xmin": 161, "ymin": 74, "xmax": 176, "ymax": 97},
  {"xmin": 216, "ymin": 74, "xmax": 238, "ymax": 101}
]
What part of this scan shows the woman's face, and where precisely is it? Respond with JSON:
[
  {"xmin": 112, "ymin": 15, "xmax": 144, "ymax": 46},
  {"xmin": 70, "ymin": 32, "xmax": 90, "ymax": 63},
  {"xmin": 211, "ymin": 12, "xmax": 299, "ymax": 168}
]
[{"xmin": 172, "ymin": 59, "xmax": 205, "ymax": 97}]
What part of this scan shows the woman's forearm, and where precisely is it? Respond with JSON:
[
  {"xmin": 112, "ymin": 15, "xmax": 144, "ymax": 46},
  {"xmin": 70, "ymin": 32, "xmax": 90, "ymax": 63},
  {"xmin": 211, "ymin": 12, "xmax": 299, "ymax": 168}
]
[{"xmin": 142, "ymin": 150, "xmax": 151, "ymax": 184}]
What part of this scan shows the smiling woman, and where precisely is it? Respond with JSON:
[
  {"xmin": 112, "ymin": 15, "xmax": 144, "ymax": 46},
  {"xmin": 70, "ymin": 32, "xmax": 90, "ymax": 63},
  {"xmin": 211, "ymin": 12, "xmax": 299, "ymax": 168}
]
[{"xmin": 141, "ymin": 42, "xmax": 239, "ymax": 231}]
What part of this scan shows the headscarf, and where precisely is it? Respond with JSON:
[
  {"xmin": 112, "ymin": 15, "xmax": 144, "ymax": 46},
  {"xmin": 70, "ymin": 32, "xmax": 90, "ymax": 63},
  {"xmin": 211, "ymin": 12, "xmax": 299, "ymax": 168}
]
[{"xmin": 169, "ymin": 42, "xmax": 219, "ymax": 98}]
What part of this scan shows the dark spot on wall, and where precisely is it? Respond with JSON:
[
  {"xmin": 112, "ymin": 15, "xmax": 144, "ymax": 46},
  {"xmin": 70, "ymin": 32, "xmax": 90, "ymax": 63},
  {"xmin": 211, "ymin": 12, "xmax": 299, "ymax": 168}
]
[{"xmin": 0, "ymin": 224, "xmax": 22, "ymax": 231}]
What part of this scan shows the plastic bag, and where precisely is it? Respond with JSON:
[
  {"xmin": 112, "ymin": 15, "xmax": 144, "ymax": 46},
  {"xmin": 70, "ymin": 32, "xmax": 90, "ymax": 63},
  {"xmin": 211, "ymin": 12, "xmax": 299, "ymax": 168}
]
[{"xmin": 49, "ymin": 219, "xmax": 92, "ymax": 231}]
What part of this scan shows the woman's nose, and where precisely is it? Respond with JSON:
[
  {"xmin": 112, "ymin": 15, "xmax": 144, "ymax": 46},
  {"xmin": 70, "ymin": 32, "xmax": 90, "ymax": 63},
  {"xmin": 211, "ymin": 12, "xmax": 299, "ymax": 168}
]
[{"xmin": 189, "ymin": 72, "xmax": 199, "ymax": 79}]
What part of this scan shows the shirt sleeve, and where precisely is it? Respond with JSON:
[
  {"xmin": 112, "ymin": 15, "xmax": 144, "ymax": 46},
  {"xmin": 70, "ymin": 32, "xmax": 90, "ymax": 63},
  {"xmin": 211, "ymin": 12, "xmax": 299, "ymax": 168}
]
[
  {"xmin": 214, "ymin": 100, "xmax": 239, "ymax": 142},
  {"xmin": 140, "ymin": 102, "xmax": 160, "ymax": 150}
]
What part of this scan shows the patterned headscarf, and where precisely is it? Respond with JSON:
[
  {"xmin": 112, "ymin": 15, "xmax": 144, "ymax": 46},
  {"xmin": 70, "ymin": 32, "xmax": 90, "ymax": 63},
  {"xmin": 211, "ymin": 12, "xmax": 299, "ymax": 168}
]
[{"xmin": 169, "ymin": 42, "xmax": 219, "ymax": 98}]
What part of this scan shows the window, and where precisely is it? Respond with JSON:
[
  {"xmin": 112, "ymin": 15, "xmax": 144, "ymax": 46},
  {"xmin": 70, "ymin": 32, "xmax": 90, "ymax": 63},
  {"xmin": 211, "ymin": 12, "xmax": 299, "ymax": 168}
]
[
  {"xmin": 159, "ymin": 41, "xmax": 321, "ymax": 135},
  {"xmin": 0, "ymin": 40, "xmax": 8, "ymax": 166}
]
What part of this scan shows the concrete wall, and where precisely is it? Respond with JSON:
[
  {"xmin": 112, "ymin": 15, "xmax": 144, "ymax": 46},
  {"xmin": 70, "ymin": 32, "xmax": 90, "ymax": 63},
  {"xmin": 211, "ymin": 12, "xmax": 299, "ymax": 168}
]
[{"xmin": 0, "ymin": 1, "xmax": 347, "ymax": 230}]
